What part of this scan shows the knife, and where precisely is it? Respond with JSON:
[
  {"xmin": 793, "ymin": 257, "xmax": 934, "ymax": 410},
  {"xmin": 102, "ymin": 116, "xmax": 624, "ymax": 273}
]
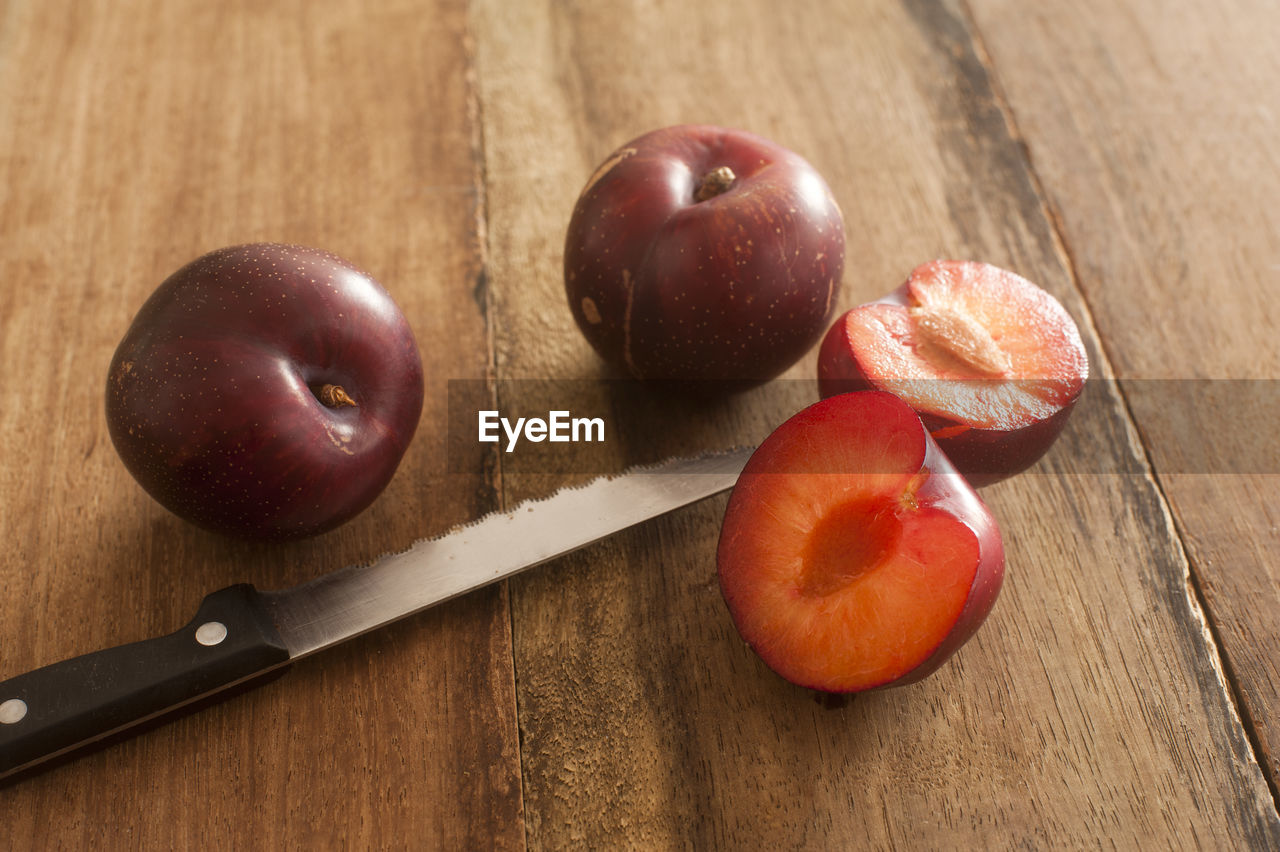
[{"xmin": 0, "ymin": 447, "xmax": 751, "ymax": 782}]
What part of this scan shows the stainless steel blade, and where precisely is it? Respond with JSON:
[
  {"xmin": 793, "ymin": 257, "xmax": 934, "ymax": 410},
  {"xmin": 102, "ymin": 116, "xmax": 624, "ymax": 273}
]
[{"xmin": 260, "ymin": 447, "xmax": 752, "ymax": 659}]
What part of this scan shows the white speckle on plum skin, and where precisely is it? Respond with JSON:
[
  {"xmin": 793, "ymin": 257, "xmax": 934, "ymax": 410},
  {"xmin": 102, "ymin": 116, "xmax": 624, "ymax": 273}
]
[{"xmin": 581, "ymin": 297, "xmax": 603, "ymax": 325}]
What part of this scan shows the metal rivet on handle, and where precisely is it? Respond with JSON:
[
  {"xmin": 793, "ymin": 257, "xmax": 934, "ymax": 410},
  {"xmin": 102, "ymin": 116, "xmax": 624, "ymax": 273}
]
[
  {"xmin": 195, "ymin": 621, "xmax": 228, "ymax": 647},
  {"xmin": 0, "ymin": 698, "xmax": 27, "ymax": 724}
]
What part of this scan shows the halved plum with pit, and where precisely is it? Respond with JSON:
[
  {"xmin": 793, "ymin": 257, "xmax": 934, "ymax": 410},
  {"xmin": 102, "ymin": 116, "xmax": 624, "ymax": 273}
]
[{"xmin": 817, "ymin": 260, "xmax": 1088, "ymax": 486}]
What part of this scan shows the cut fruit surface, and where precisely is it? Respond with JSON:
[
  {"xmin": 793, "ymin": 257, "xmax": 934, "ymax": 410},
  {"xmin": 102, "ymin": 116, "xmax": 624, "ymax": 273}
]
[
  {"xmin": 717, "ymin": 391, "xmax": 1004, "ymax": 693},
  {"xmin": 797, "ymin": 497, "xmax": 902, "ymax": 597},
  {"xmin": 839, "ymin": 261, "xmax": 1085, "ymax": 429},
  {"xmin": 817, "ymin": 260, "xmax": 1089, "ymax": 485}
]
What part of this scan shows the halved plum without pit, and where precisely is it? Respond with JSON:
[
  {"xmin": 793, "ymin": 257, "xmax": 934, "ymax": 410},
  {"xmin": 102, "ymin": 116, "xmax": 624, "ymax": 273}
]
[{"xmin": 716, "ymin": 391, "xmax": 1004, "ymax": 693}]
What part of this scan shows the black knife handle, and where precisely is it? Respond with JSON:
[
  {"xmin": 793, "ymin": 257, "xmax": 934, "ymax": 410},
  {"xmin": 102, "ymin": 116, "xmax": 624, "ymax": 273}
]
[{"xmin": 0, "ymin": 584, "xmax": 290, "ymax": 781}]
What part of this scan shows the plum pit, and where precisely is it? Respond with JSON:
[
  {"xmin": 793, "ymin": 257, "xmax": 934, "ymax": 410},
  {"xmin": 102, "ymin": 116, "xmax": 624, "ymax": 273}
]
[{"xmin": 908, "ymin": 303, "xmax": 1011, "ymax": 379}]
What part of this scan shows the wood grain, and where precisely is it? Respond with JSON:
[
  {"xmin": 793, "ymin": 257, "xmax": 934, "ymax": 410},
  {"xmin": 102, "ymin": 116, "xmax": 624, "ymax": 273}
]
[
  {"xmin": 2, "ymin": 0, "xmax": 1279, "ymax": 846},
  {"xmin": 0, "ymin": 0, "xmax": 521, "ymax": 847},
  {"xmin": 967, "ymin": 0, "xmax": 1280, "ymax": 794},
  {"xmin": 473, "ymin": 0, "xmax": 1279, "ymax": 847}
]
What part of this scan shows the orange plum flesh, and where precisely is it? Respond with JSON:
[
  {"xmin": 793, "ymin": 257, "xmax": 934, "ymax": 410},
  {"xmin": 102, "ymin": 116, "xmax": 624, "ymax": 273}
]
[{"xmin": 717, "ymin": 391, "xmax": 1004, "ymax": 693}]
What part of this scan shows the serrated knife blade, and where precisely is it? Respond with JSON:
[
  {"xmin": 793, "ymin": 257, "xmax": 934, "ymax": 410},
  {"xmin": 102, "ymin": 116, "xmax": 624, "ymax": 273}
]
[
  {"xmin": 0, "ymin": 447, "xmax": 751, "ymax": 782},
  {"xmin": 262, "ymin": 446, "xmax": 753, "ymax": 659}
]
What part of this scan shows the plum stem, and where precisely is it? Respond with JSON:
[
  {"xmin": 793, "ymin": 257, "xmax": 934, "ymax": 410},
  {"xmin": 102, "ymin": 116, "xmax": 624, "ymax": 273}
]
[
  {"xmin": 318, "ymin": 384, "xmax": 357, "ymax": 408},
  {"xmin": 694, "ymin": 166, "xmax": 736, "ymax": 202}
]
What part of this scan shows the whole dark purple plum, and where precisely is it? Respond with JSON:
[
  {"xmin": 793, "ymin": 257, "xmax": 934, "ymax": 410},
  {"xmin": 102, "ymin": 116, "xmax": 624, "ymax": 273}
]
[
  {"xmin": 564, "ymin": 124, "xmax": 845, "ymax": 387},
  {"xmin": 106, "ymin": 243, "xmax": 424, "ymax": 540}
]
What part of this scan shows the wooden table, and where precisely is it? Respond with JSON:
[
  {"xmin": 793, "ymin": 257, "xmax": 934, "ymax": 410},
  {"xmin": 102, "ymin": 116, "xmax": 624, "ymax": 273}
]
[{"xmin": 3, "ymin": 0, "xmax": 1278, "ymax": 847}]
